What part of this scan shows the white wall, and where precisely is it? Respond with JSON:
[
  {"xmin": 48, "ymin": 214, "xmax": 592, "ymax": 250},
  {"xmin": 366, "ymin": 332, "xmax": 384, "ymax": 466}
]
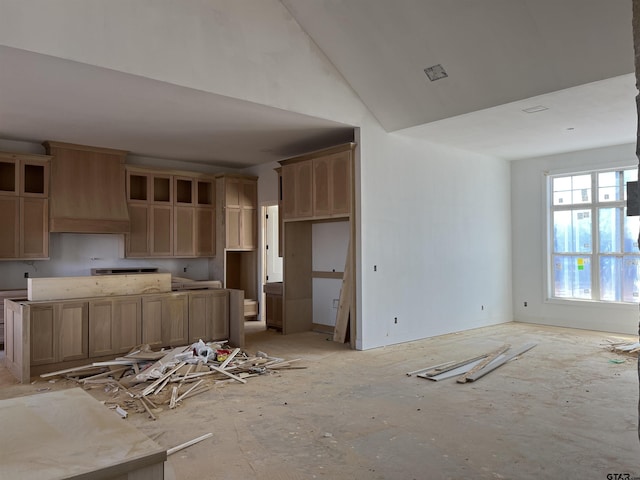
[
  {"xmin": 0, "ymin": 1, "xmax": 514, "ymax": 349},
  {"xmin": 511, "ymin": 143, "xmax": 638, "ymax": 334},
  {"xmin": 358, "ymin": 125, "xmax": 513, "ymax": 348}
]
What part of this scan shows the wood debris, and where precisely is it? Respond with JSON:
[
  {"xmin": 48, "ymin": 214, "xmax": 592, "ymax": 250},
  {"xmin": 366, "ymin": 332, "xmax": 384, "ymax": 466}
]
[
  {"xmin": 38, "ymin": 341, "xmax": 303, "ymax": 420},
  {"xmin": 603, "ymin": 338, "xmax": 640, "ymax": 355},
  {"xmin": 413, "ymin": 343, "xmax": 537, "ymax": 383}
]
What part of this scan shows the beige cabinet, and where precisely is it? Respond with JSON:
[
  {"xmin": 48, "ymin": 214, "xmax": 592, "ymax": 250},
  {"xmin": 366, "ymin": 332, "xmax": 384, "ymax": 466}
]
[
  {"xmin": 88, "ymin": 297, "xmax": 141, "ymax": 357},
  {"xmin": 188, "ymin": 289, "xmax": 229, "ymax": 343},
  {"xmin": 141, "ymin": 293, "xmax": 189, "ymax": 349},
  {"xmin": 263, "ymin": 282, "xmax": 283, "ymax": 331},
  {"xmin": 280, "ymin": 144, "xmax": 353, "ymax": 221},
  {"xmin": 282, "ymin": 161, "xmax": 312, "ymax": 220},
  {"xmin": 30, "ymin": 301, "xmax": 88, "ymax": 366},
  {"xmin": 126, "ymin": 168, "xmax": 215, "ymax": 258},
  {"xmin": 219, "ymin": 175, "xmax": 257, "ymax": 250},
  {"xmin": 0, "ymin": 152, "xmax": 50, "ymax": 259}
]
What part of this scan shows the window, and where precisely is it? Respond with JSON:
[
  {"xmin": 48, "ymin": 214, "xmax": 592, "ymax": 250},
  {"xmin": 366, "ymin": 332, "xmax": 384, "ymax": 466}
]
[{"xmin": 549, "ymin": 167, "xmax": 640, "ymax": 303}]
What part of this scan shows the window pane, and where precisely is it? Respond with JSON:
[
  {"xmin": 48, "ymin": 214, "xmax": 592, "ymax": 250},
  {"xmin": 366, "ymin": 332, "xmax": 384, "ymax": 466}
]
[
  {"xmin": 622, "ymin": 256, "xmax": 640, "ymax": 302},
  {"xmin": 553, "ymin": 176, "xmax": 571, "ymax": 205},
  {"xmin": 553, "ymin": 210, "xmax": 591, "ymax": 253},
  {"xmin": 598, "ymin": 171, "xmax": 619, "ymax": 202},
  {"xmin": 600, "ymin": 256, "xmax": 621, "ymax": 301},
  {"xmin": 624, "ymin": 211, "xmax": 640, "ymax": 253},
  {"xmin": 598, "ymin": 208, "xmax": 620, "ymax": 253},
  {"xmin": 553, "ymin": 255, "xmax": 592, "ymax": 299},
  {"xmin": 553, "ymin": 175, "xmax": 592, "ymax": 205}
]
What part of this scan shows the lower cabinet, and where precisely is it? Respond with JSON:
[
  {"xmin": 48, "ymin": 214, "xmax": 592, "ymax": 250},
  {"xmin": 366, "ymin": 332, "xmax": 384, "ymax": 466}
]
[
  {"xmin": 188, "ymin": 290, "xmax": 229, "ymax": 343},
  {"xmin": 141, "ymin": 293, "xmax": 189, "ymax": 349},
  {"xmin": 30, "ymin": 301, "xmax": 89, "ymax": 366},
  {"xmin": 89, "ymin": 297, "xmax": 141, "ymax": 357},
  {"xmin": 6, "ymin": 289, "xmax": 241, "ymax": 382}
]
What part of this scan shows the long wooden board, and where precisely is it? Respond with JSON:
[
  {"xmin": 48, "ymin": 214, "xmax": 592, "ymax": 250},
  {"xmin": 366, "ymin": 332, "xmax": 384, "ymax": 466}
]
[{"xmin": 28, "ymin": 273, "xmax": 172, "ymax": 301}]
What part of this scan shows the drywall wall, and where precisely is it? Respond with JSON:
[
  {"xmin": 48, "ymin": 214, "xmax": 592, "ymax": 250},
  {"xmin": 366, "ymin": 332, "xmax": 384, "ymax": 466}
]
[
  {"xmin": 511, "ymin": 143, "xmax": 638, "ymax": 334},
  {"xmin": 358, "ymin": 125, "xmax": 513, "ymax": 348},
  {"xmin": 0, "ymin": 1, "xmax": 514, "ymax": 349}
]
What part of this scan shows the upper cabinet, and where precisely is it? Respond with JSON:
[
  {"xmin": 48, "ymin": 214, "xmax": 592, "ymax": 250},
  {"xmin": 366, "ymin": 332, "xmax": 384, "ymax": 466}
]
[
  {"xmin": 125, "ymin": 166, "xmax": 216, "ymax": 258},
  {"xmin": 0, "ymin": 151, "xmax": 50, "ymax": 259},
  {"xmin": 217, "ymin": 175, "xmax": 257, "ymax": 250},
  {"xmin": 280, "ymin": 143, "xmax": 355, "ymax": 221},
  {"xmin": 43, "ymin": 141, "xmax": 129, "ymax": 234}
]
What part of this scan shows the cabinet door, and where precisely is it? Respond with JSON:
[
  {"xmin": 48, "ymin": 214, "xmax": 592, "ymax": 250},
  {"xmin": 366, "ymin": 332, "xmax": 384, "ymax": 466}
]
[
  {"xmin": 30, "ymin": 305, "xmax": 56, "ymax": 365},
  {"xmin": 150, "ymin": 205, "xmax": 173, "ymax": 256},
  {"xmin": 57, "ymin": 302, "xmax": 89, "ymax": 362},
  {"xmin": 89, "ymin": 299, "xmax": 115, "ymax": 357},
  {"xmin": 162, "ymin": 295, "xmax": 189, "ymax": 347},
  {"xmin": 113, "ymin": 297, "xmax": 141, "ymax": 354},
  {"xmin": 126, "ymin": 204, "xmax": 150, "ymax": 257},
  {"xmin": 225, "ymin": 207, "xmax": 242, "ymax": 249},
  {"xmin": 281, "ymin": 164, "xmax": 296, "ymax": 220},
  {"xmin": 188, "ymin": 292, "xmax": 209, "ymax": 343},
  {"xmin": 241, "ymin": 180, "xmax": 257, "ymax": 209},
  {"xmin": 174, "ymin": 176, "xmax": 194, "ymax": 205},
  {"xmin": 241, "ymin": 207, "xmax": 257, "ymax": 249},
  {"xmin": 330, "ymin": 151, "xmax": 352, "ymax": 216},
  {"xmin": 141, "ymin": 297, "xmax": 164, "ymax": 349},
  {"xmin": 313, "ymin": 157, "xmax": 331, "ymax": 217},
  {"xmin": 174, "ymin": 206, "xmax": 195, "ymax": 256},
  {"xmin": 20, "ymin": 197, "xmax": 48, "ymax": 258},
  {"xmin": 210, "ymin": 290, "xmax": 229, "ymax": 340},
  {"xmin": 225, "ymin": 178, "xmax": 241, "ymax": 208},
  {"xmin": 195, "ymin": 207, "xmax": 215, "ymax": 256},
  {"xmin": 0, "ymin": 196, "xmax": 19, "ymax": 258},
  {"xmin": 0, "ymin": 158, "xmax": 18, "ymax": 195},
  {"xmin": 295, "ymin": 162, "xmax": 313, "ymax": 218}
]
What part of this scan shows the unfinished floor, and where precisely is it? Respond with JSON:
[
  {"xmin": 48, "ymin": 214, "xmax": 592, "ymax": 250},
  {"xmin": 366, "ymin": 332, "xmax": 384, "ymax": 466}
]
[{"xmin": 0, "ymin": 322, "xmax": 638, "ymax": 479}]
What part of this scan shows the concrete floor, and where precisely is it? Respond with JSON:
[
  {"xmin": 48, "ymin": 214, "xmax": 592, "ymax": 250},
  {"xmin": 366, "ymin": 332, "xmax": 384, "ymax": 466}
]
[{"xmin": 1, "ymin": 322, "xmax": 639, "ymax": 479}]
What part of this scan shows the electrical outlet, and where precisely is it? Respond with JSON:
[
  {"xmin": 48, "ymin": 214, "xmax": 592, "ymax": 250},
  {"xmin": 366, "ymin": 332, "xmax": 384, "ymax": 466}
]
[
  {"xmin": 24, "ymin": 272, "xmax": 29, "ymax": 278},
  {"xmin": 481, "ymin": 305, "xmax": 484, "ymax": 310},
  {"xmin": 524, "ymin": 301, "xmax": 528, "ymax": 307},
  {"xmin": 332, "ymin": 299, "xmax": 339, "ymax": 308},
  {"xmin": 183, "ymin": 267, "xmax": 187, "ymax": 273},
  {"xmin": 394, "ymin": 317, "xmax": 398, "ymax": 324}
]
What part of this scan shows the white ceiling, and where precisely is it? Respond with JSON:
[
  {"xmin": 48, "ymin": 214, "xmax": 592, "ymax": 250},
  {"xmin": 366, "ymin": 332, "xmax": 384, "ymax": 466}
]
[{"xmin": 0, "ymin": 1, "xmax": 636, "ymax": 166}]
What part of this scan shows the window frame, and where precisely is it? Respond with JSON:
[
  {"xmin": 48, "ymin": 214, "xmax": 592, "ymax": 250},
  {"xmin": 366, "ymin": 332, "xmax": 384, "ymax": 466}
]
[{"xmin": 545, "ymin": 164, "xmax": 639, "ymax": 305}]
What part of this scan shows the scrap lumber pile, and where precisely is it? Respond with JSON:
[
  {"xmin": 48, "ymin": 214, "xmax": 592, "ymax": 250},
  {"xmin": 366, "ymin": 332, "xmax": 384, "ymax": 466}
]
[
  {"xmin": 407, "ymin": 343, "xmax": 536, "ymax": 383},
  {"xmin": 40, "ymin": 341, "xmax": 302, "ymax": 420},
  {"xmin": 602, "ymin": 338, "xmax": 640, "ymax": 355}
]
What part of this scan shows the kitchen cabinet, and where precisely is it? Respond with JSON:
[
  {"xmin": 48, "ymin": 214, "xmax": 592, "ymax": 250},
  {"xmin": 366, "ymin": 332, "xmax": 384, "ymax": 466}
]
[
  {"xmin": 0, "ymin": 152, "xmax": 50, "ymax": 259},
  {"xmin": 30, "ymin": 301, "xmax": 89, "ymax": 366},
  {"xmin": 281, "ymin": 161, "xmax": 312, "ymax": 220},
  {"xmin": 5, "ymin": 289, "xmax": 244, "ymax": 382},
  {"xmin": 141, "ymin": 293, "xmax": 189, "ymax": 349},
  {"xmin": 218, "ymin": 175, "xmax": 257, "ymax": 250},
  {"xmin": 125, "ymin": 168, "xmax": 215, "ymax": 258},
  {"xmin": 88, "ymin": 297, "xmax": 141, "ymax": 357},
  {"xmin": 188, "ymin": 289, "xmax": 229, "ymax": 343},
  {"xmin": 280, "ymin": 143, "xmax": 354, "ymax": 221},
  {"xmin": 263, "ymin": 282, "xmax": 283, "ymax": 331}
]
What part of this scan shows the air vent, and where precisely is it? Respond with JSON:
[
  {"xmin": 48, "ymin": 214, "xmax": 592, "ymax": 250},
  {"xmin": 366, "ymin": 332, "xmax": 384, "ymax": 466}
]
[
  {"xmin": 522, "ymin": 105, "xmax": 549, "ymax": 113},
  {"xmin": 424, "ymin": 64, "xmax": 448, "ymax": 82}
]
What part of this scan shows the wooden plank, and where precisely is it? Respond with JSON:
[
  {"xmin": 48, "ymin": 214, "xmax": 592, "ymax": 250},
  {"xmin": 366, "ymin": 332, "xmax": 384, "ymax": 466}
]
[
  {"xmin": 457, "ymin": 345, "xmax": 510, "ymax": 384},
  {"xmin": 406, "ymin": 360, "xmax": 456, "ymax": 377},
  {"xmin": 333, "ymin": 240, "xmax": 352, "ymax": 343},
  {"xmin": 28, "ymin": 273, "xmax": 171, "ymax": 301},
  {"xmin": 465, "ymin": 343, "xmax": 537, "ymax": 382},
  {"xmin": 210, "ymin": 365, "xmax": 247, "ymax": 384},
  {"xmin": 219, "ymin": 347, "xmax": 241, "ymax": 369},
  {"xmin": 418, "ymin": 358, "xmax": 486, "ymax": 381},
  {"xmin": 311, "ymin": 271, "xmax": 344, "ymax": 279},
  {"xmin": 167, "ymin": 433, "xmax": 213, "ymax": 456}
]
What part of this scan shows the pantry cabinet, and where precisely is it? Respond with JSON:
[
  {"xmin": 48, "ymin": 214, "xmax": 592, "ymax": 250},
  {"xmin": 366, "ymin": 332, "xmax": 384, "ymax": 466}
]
[
  {"xmin": 280, "ymin": 143, "xmax": 354, "ymax": 221},
  {"xmin": 218, "ymin": 175, "xmax": 257, "ymax": 250},
  {"xmin": 0, "ymin": 152, "xmax": 50, "ymax": 259}
]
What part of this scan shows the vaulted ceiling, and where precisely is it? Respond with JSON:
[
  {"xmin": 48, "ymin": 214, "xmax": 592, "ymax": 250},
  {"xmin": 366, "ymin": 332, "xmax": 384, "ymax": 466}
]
[{"xmin": 0, "ymin": 1, "xmax": 635, "ymax": 166}]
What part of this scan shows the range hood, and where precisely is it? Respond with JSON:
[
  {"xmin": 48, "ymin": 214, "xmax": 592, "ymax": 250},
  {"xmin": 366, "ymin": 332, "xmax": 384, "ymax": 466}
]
[{"xmin": 44, "ymin": 141, "xmax": 130, "ymax": 234}]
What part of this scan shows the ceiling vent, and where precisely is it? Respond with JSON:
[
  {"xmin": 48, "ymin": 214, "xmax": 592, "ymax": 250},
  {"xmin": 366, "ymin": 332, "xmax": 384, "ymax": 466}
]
[
  {"xmin": 522, "ymin": 105, "xmax": 549, "ymax": 113},
  {"xmin": 424, "ymin": 64, "xmax": 448, "ymax": 82}
]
